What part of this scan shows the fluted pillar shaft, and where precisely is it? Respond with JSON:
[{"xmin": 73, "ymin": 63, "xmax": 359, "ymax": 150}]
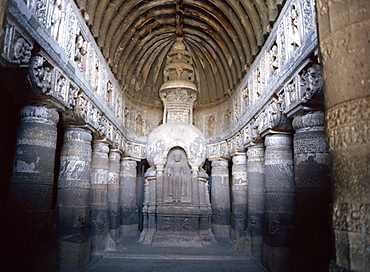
[
  {"xmin": 231, "ymin": 152, "xmax": 248, "ymax": 250},
  {"xmin": 119, "ymin": 158, "xmax": 138, "ymax": 235},
  {"xmin": 292, "ymin": 111, "xmax": 332, "ymax": 271},
  {"xmin": 263, "ymin": 134, "xmax": 295, "ymax": 272},
  {"xmin": 56, "ymin": 126, "xmax": 92, "ymax": 271},
  {"xmin": 7, "ymin": 105, "xmax": 59, "ymax": 271},
  {"xmin": 90, "ymin": 139, "xmax": 109, "ymax": 254},
  {"xmin": 210, "ymin": 159, "xmax": 231, "ymax": 237},
  {"xmin": 247, "ymin": 143, "xmax": 265, "ymax": 263},
  {"xmin": 108, "ymin": 149, "xmax": 121, "ymax": 240}
]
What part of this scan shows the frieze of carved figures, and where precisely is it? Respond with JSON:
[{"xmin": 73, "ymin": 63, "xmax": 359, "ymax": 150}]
[
  {"xmin": 208, "ymin": 141, "xmax": 227, "ymax": 159},
  {"xmin": 302, "ymin": 0, "xmax": 314, "ymax": 35},
  {"xmin": 125, "ymin": 142, "xmax": 145, "ymax": 160},
  {"xmin": 299, "ymin": 63, "xmax": 323, "ymax": 103},
  {"xmin": 289, "ymin": 4, "xmax": 301, "ymax": 52},
  {"xmin": 257, "ymin": 99, "xmax": 280, "ymax": 134},
  {"xmin": 28, "ymin": 53, "xmax": 53, "ymax": 95},
  {"xmin": 54, "ymin": 70, "xmax": 69, "ymax": 104},
  {"xmin": 233, "ymin": 97, "xmax": 240, "ymax": 122},
  {"xmin": 74, "ymin": 33, "xmax": 88, "ymax": 72},
  {"xmin": 284, "ymin": 77, "xmax": 298, "ymax": 110},
  {"xmin": 277, "ymin": 21, "xmax": 287, "ymax": 66},
  {"xmin": 229, "ymin": 133, "xmax": 243, "ymax": 155},
  {"xmin": 269, "ymin": 43, "xmax": 279, "ymax": 75},
  {"xmin": 2, "ymin": 21, "xmax": 33, "ymax": 65}
]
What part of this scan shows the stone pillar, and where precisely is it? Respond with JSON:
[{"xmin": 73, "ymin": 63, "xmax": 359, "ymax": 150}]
[
  {"xmin": 247, "ymin": 143, "xmax": 265, "ymax": 263},
  {"xmin": 231, "ymin": 152, "xmax": 248, "ymax": 251},
  {"xmin": 56, "ymin": 126, "xmax": 92, "ymax": 271},
  {"xmin": 119, "ymin": 158, "xmax": 138, "ymax": 235},
  {"xmin": 210, "ymin": 159, "xmax": 231, "ymax": 237},
  {"xmin": 263, "ymin": 133, "xmax": 295, "ymax": 272},
  {"xmin": 90, "ymin": 139, "xmax": 109, "ymax": 255},
  {"xmin": 6, "ymin": 105, "xmax": 59, "ymax": 271},
  {"xmin": 108, "ymin": 149, "xmax": 121, "ymax": 240},
  {"xmin": 292, "ymin": 111, "xmax": 332, "ymax": 271},
  {"xmin": 316, "ymin": 0, "xmax": 370, "ymax": 270}
]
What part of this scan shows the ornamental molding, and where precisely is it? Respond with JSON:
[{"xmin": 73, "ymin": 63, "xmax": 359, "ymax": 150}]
[
  {"xmin": 1, "ymin": 18, "xmax": 33, "ymax": 65},
  {"xmin": 4, "ymin": 0, "xmax": 321, "ymax": 162},
  {"xmin": 207, "ymin": 0, "xmax": 320, "ymax": 158}
]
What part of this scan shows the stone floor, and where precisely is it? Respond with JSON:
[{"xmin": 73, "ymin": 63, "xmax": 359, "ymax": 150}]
[{"xmin": 83, "ymin": 235, "xmax": 265, "ymax": 272}]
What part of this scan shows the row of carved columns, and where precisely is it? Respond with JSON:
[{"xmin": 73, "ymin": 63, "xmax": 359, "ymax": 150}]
[
  {"xmin": 210, "ymin": 110, "xmax": 331, "ymax": 272},
  {"xmin": 6, "ymin": 105, "xmax": 139, "ymax": 272}
]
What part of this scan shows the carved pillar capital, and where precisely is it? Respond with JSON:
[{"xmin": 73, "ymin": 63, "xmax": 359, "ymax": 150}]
[
  {"xmin": 232, "ymin": 152, "xmax": 247, "ymax": 165},
  {"xmin": 292, "ymin": 111, "xmax": 325, "ymax": 132},
  {"xmin": 20, "ymin": 105, "xmax": 59, "ymax": 126}
]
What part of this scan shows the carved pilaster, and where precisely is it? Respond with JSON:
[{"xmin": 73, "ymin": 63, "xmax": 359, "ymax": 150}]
[
  {"xmin": 247, "ymin": 143, "xmax": 265, "ymax": 263},
  {"xmin": 56, "ymin": 126, "xmax": 92, "ymax": 271},
  {"xmin": 119, "ymin": 158, "xmax": 138, "ymax": 235},
  {"xmin": 263, "ymin": 133, "xmax": 295, "ymax": 272},
  {"xmin": 210, "ymin": 159, "xmax": 231, "ymax": 237}
]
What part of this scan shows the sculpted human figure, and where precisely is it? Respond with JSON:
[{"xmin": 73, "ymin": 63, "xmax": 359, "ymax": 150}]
[{"xmin": 165, "ymin": 149, "xmax": 188, "ymax": 203}]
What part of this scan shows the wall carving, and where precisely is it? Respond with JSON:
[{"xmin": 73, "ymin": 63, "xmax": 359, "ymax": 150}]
[
  {"xmin": 326, "ymin": 96, "xmax": 369, "ymax": 150},
  {"xmin": 3, "ymin": 0, "xmax": 319, "ymax": 162}
]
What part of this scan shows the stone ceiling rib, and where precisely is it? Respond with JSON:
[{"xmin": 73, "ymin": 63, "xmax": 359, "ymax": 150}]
[{"xmin": 80, "ymin": 0, "xmax": 276, "ymax": 109}]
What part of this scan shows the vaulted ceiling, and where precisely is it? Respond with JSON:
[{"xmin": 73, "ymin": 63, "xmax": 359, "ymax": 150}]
[{"xmin": 75, "ymin": 0, "xmax": 283, "ymax": 109}]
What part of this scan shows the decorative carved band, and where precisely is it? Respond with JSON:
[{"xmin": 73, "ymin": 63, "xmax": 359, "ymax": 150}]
[{"xmin": 326, "ymin": 96, "xmax": 369, "ymax": 150}]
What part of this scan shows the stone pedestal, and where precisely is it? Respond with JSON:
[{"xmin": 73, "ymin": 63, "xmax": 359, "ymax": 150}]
[
  {"xmin": 108, "ymin": 149, "xmax": 121, "ymax": 240},
  {"xmin": 210, "ymin": 159, "xmax": 231, "ymax": 237},
  {"xmin": 231, "ymin": 152, "xmax": 248, "ymax": 251},
  {"xmin": 247, "ymin": 143, "xmax": 265, "ymax": 263},
  {"xmin": 7, "ymin": 105, "xmax": 59, "ymax": 271},
  {"xmin": 90, "ymin": 139, "xmax": 109, "ymax": 254},
  {"xmin": 263, "ymin": 134, "xmax": 295, "ymax": 272},
  {"xmin": 316, "ymin": 0, "xmax": 370, "ymax": 270},
  {"xmin": 56, "ymin": 126, "xmax": 92, "ymax": 271},
  {"xmin": 292, "ymin": 111, "xmax": 332, "ymax": 271},
  {"xmin": 119, "ymin": 158, "xmax": 138, "ymax": 235}
]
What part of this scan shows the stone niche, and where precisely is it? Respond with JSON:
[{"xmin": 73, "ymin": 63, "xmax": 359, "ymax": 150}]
[{"xmin": 140, "ymin": 123, "xmax": 215, "ymax": 247}]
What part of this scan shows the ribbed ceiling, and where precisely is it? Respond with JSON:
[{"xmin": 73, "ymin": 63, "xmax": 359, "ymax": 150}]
[{"xmin": 75, "ymin": 0, "xmax": 281, "ymax": 109}]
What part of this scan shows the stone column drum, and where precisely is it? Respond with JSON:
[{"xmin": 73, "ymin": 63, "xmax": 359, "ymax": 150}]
[
  {"xmin": 263, "ymin": 133, "xmax": 295, "ymax": 272},
  {"xmin": 90, "ymin": 139, "xmax": 110, "ymax": 254},
  {"xmin": 316, "ymin": 0, "xmax": 370, "ymax": 270},
  {"xmin": 292, "ymin": 111, "xmax": 332, "ymax": 271},
  {"xmin": 56, "ymin": 126, "xmax": 92, "ymax": 271},
  {"xmin": 247, "ymin": 143, "xmax": 265, "ymax": 263},
  {"xmin": 7, "ymin": 105, "xmax": 59, "ymax": 271},
  {"xmin": 210, "ymin": 159, "xmax": 231, "ymax": 237},
  {"xmin": 231, "ymin": 152, "xmax": 248, "ymax": 251},
  {"xmin": 119, "ymin": 158, "xmax": 138, "ymax": 235},
  {"xmin": 108, "ymin": 149, "xmax": 121, "ymax": 240}
]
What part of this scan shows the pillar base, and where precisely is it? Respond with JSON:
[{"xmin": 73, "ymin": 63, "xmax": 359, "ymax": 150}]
[
  {"xmin": 58, "ymin": 239, "xmax": 90, "ymax": 272},
  {"xmin": 263, "ymin": 244, "xmax": 292, "ymax": 272},
  {"xmin": 120, "ymin": 224, "xmax": 139, "ymax": 235}
]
